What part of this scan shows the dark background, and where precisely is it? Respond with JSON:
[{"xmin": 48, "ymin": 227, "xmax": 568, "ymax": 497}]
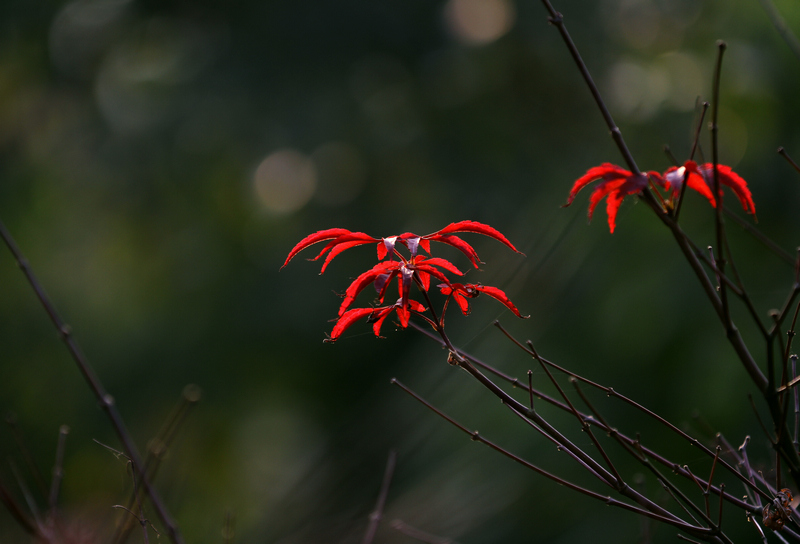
[{"xmin": 2, "ymin": 0, "xmax": 800, "ymax": 542}]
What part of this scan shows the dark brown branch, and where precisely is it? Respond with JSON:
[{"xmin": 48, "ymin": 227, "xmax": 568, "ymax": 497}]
[
  {"xmin": 0, "ymin": 219, "xmax": 184, "ymax": 544},
  {"xmin": 391, "ymin": 379, "xmax": 726, "ymax": 542},
  {"xmin": 362, "ymin": 450, "xmax": 397, "ymax": 544}
]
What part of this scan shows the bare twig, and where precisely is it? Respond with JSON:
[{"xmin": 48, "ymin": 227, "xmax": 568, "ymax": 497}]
[
  {"xmin": 48, "ymin": 425, "xmax": 69, "ymax": 516},
  {"xmin": 757, "ymin": 0, "xmax": 800, "ymax": 62},
  {"xmin": 779, "ymin": 147, "xmax": 800, "ymax": 175},
  {"xmin": 361, "ymin": 450, "xmax": 397, "ymax": 544},
  {"xmin": 0, "ymin": 218, "xmax": 184, "ymax": 544}
]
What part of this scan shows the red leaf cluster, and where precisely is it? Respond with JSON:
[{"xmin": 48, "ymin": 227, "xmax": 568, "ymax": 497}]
[
  {"xmin": 283, "ymin": 221, "xmax": 527, "ymax": 341},
  {"xmin": 565, "ymin": 161, "xmax": 756, "ymax": 232}
]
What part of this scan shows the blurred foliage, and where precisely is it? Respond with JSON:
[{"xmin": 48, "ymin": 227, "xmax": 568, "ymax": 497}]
[{"xmin": 2, "ymin": 0, "xmax": 800, "ymax": 542}]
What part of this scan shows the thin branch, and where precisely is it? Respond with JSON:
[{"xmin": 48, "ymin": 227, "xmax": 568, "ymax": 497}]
[
  {"xmin": 0, "ymin": 218, "xmax": 184, "ymax": 544},
  {"xmin": 675, "ymin": 101, "xmax": 710, "ymax": 222},
  {"xmin": 0, "ymin": 478, "xmax": 38, "ymax": 536},
  {"xmin": 723, "ymin": 207, "xmax": 795, "ymax": 266},
  {"xmin": 4, "ymin": 416, "xmax": 48, "ymax": 499},
  {"xmin": 710, "ymin": 41, "xmax": 731, "ymax": 331},
  {"xmin": 113, "ymin": 385, "xmax": 202, "ymax": 544},
  {"xmin": 540, "ymin": 0, "xmax": 638, "ymax": 174},
  {"xmin": 361, "ymin": 450, "xmax": 397, "ymax": 544},
  {"xmin": 48, "ymin": 425, "xmax": 69, "ymax": 515},
  {"xmin": 413, "ymin": 321, "xmax": 768, "ymax": 508},
  {"xmin": 779, "ymin": 147, "xmax": 800, "ymax": 175},
  {"xmin": 391, "ymin": 379, "xmax": 725, "ymax": 541},
  {"xmin": 757, "ymin": 0, "xmax": 800, "ymax": 62}
]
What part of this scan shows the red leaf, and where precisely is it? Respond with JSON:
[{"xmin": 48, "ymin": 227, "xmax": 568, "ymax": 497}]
[
  {"xmin": 282, "ymin": 228, "xmax": 352, "ymax": 269},
  {"xmin": 702, "ymin": 163, "xmax": 756, "ymax": 216},
  {"xmin": 433, "ymin": 221, "xmax": 522, "ymax": 254},
  {"xmin": 369, "ymin": 306, "xmax": 395, "ymax": 337},
  {"xmin": 328, "ymin": 307, "xmax": 376, "ymax": 342},
  {"xmin": 416, "ymin": 270, "xmax": 431, "ymax": 291},
  {"xmin": 320, "ymin": 240, "xmax": 372, "ymax": 273},
  {"xmin": 566, "ymin": 164, "xmax": 649, "ymax": 233},
  {"xmin": 413, "ymin": 263, "xmax": 453, "ymax": 286},
  {"xmin": 425, "ymin": 234, "xmax": 481, "ymax": 267},
  {"xmin": 663, "ymin": 163, "xmax": 716, "ymax": 208},
  {"xmin": 452, "ymin": 291, "xmax": 470, "ymax": 315},
  {"xmin": 565, "ymin": 164, "xmax": 628, "ymax": 207},
  {"xmin": 375, "ymin": 270, "xmax": 399, "ymax": 304},
  {"xmin": 474, "ymin": 285, "xmax": 529, "ymax": 318},
  {"xmin": 416, "ymin": 256, "xmax": 464, "ymax": 276},
  {"xmin": 339, "ymin": 261, "xmax": 399, "ymax": 316}
]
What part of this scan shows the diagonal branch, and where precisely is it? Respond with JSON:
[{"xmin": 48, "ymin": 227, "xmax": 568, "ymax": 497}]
[{"xmin": 0, "ymin": 218, "xmax": 184, "ymax": 544}]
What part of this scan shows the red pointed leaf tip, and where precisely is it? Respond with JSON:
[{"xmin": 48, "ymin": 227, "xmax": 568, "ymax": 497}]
[
  {"xmin": 474, "ymin": 285, "xmax": 529, "ymax": 318},
  {"xmin": 283, "ymin": 229, "xmax": 380, "ymax": 271},
  {"xmin": 441, "ymin": 283, "xmax": 528, "ymax": 318},
  {"xmin": 565, "ymin": 164, "xmax": 649, "ymax": 233},
  {"xmin": 283, "ymin": 228, "xmax": 352, "ymax": 269},
  {"xmin": 697, "ymin": 163, "xmax": 756, "ymax": 217},
  {"xmin": 432, "ymin": 220, "xmax": 523, "ymax": 255},
  {"xmin": 660, "ymin": 161, "xmax": 755, "ymax": 217},
  {"xmin": 327, "ymin": 307, "xmax": 375, "ymax": 342}
]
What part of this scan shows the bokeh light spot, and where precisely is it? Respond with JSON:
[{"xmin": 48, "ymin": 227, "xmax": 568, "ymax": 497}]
[
  {"xmin": 443, "ymin": 0, "xmax": 516, "ymax": 46},
  {"xmin": 253, "ymin": 149, "xmax": 317, "ymax": 214}
]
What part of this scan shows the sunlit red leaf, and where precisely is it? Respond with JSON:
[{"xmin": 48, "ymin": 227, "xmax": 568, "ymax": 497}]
[
  {"xmin": 339, "ymin": 261, "xmax": 400, "ymax": 316},
  {"xmin": 283, "ymin": 229, "xmax": 379, "ymax": 272},
  {"xmin": 433, "ymin": 220, "xmax": 523, "ymax": 254},
  {"xmin": 425, "ymin": 233, "xmax": 480, "ymax": 267},
  {"xmin": 565, "ymin": 164, "xmax": 628, "ymax": 207},
  {"xmin": 564, "ymin": 164, "xmax": 649, "ymax": 233},
  {"xmin": 320, "ymin": 240, "xmax": 370, "ymax": 273},
  {"xmin": 374, "ymin": 270, "xmax": 398, "ymax": 304},
  {"xmin": 658, "ymin": 165, "xmax": 716, "ymax": 208},
  {"xmin": 414, "ymin": 264, "xmax": 453, "ymax": 286},
  {"xmin": 699, "ymin": 162, "xmax": 756, "ymax": 216},
  {"xmin": 416, "ymin": 256, "xmax": 464, "ymax": 276},
  {"xmin": 368, "ymin": 306, "xmax": 395, "ymax": 337},
  {"xmin": 328, "ymin": 307, "xmax": 376, "ymax": 342},
  {"xmin": 282, "ymin": 228, "xmax": 352, "ymax": 269},
  {"xmin": 473, "ymin": 285, "xmax": 529, "ymax": 318}
]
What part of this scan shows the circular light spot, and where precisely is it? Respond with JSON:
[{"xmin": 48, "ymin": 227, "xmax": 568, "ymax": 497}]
[
  {"xmin": 253, "ymin": 149, "xmax": 317, "ymax": 214},
  {"xmin": 443, "ymin": 0, "xmax": 515, "ymax": 46}
]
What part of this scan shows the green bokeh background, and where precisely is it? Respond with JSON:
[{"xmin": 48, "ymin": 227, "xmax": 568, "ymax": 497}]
[{"xmin": 2, "ymin": 0, "xmax": 800, "ymax": 542}]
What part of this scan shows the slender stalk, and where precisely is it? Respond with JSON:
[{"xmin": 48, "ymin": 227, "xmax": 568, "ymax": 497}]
[
  {"xmin": 362, "ymin": 450, "xmax": 397, "ymax": 544},
  {"xmin": 414, "ymin": 321, "xmax": 768, "ymax": 508},
  {"xmin": 757, "ymin": 0, "xmax": 800, "ymax": 62},
  {"xmin": 5, "ymin": 416, "xmax": 48, "ymax": 499},
  {"xmin": 779, "ymin": 147, "xmax": 800, "ymax": 175},
  {"xmin": 723, "ymin": 207, "xmax": 795, "ymax": 266},
  {"xmin": 48, "ymin": 425, "xmax": 69, "ymax": 515},
  {"xmin": 540, "ymin": 0, "xmax": 639, "ymax": 174},
  {"xmin": 0, "ymin": 479, "xmax": 38, "ymax": 536},
  {"xmin": 391, "ymin": 379, "xmax": 728, "ymax": 542},
  {"xmin": 0, "ymin": 219, "xmax": 184, "ymax": 544},
  {"xmin": 113, "ymin": 385, "xmax": 201, "ymax": 544},
  {"xmin": 710, "ymin": 41, "xmax": 731, "ymax": 330},
  {"xmin": 675, "ymin": 102, "xmax": 709, "ymax": 222}
]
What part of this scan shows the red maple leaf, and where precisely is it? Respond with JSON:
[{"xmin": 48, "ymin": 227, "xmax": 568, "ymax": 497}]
[
  {"xmin": 655, "ymin": 161, "xmax": 756, "ymax": 217},
  {"xmin": 563, "ymin": 163, "xmax": 660, "ymax": 233},
  {"xmin": 284, "ymin": 221, "xmax": 526, "ymax": 340},
  {"xmin": 439, "ymin": 283, "xmax": 528, "ymax": 318}
]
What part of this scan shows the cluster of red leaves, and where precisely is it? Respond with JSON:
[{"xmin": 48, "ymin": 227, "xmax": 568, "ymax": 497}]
[
  {"xmin": 282, "ymin": 221, "xmax": 527, "ymax": 341},
  {"xmin": 564, "ymin": 161, "xmax": 756, "ymax": 232}
]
